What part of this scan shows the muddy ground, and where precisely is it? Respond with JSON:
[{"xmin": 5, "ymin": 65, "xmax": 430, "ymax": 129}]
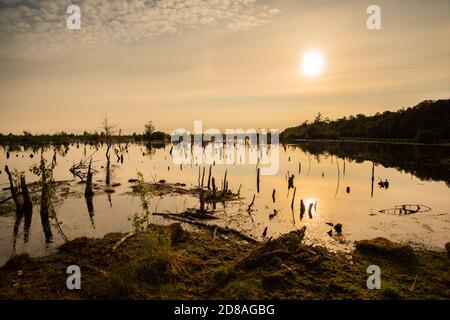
[{"xmin": 0, "ymin": 224, "xmax": 448, "ymax": 300}]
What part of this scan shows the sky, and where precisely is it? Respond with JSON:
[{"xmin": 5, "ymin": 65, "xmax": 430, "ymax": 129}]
[{"xmin": 0, "ymin": 0, "xmax": 449, "ymax": 135}]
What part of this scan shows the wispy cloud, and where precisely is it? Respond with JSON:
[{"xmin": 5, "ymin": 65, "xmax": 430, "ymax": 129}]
[{"xmin": 0, "ymin": 0, "xmax": 280, "ymax": 51}]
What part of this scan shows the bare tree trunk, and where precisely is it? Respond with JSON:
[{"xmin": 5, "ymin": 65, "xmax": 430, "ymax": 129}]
[
  {"xmin": 207, "ymin": 165, "xmax": 212, "ymax": 190},
  {"xmin": 371, "ymin": 161, "xmax": 375, "ymax": 198},
  {"xmin": 291, "ymin": 187, "xmax": 296, "ymax": 210},
  {"xmin": 105, "ymin": 144, "xmax": 111, "ymax": 186},
  {"xmin": 201, "ymin": 166, "xmax": 205, "ymax": 188},
  {"xmin": 257, "ymin": 168, "xmax": 260, "ymax": 193},
  {"xmin": 248, "ymin": 194, "xmax": 256, "ymax": 211},
  {"xmin": 85, "ymin": 159, "xmax": 94, "ymax": 197},
  {"xmin": 21, "ymin": 174, "xmax": 33, "ymax": 242},
  {"xmin": 300, "ymin": 199, "xmax": 305, "ymax": 220},
  {"xmin": 40, "ymin": 176, "xmax": 53, "ymax": 244},
  {"xmin": 223, "ymin": 170, "xmax": 228, "ymax": 192},
  {"xmin": 20, "ymin": 175, "xmax": 32, "ymax": 213},
  {"xmin": 212, "ymin": 177, "xmax": 216, "ymax": 196}
]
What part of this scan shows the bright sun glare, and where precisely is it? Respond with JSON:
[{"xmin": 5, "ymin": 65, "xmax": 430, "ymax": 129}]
[{"xmin": 300, "ymin": 50, "xmax": 325, "ymax": 77}]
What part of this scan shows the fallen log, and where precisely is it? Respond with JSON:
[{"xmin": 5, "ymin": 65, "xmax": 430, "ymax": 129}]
[
  {"xmin": 154, "ymin": 213, "xmax": 258, "ymax": 243},
  {"xmin": 112, "ymin": 231, "xmax": 135, "ymax": 252}
]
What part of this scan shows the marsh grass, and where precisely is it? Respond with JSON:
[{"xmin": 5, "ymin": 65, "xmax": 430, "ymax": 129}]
[{"xmin": 1, "ymin": 224, "xmax": 448, "ymax": 300}]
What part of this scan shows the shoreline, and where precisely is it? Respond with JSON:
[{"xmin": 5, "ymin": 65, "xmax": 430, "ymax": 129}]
[
  {"xmin": 283, "ymin": 138, "xmax": 450, "ymax": 147},
  {"xmin": 1, "ymin": 224, "xmax": 448, "ymax": 300}
]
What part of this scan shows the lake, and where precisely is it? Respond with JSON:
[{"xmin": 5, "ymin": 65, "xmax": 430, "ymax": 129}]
[{"xmin": 0, "ymin": 141, "xmax": 449, "ymax": 266}]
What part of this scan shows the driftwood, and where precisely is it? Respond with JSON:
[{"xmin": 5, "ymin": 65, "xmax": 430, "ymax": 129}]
[
  {"xmin": 155, "ymin": 213, "xmax": 257, "ymax": 243},
  {"xmin": 248, "ymin": 194, "xmax": 256, "ymax": 211},
  {"xmin": 112, "ymin": 231, "xmax": 135, "ymax": 252},
  {"xmin": 155, "ymin": 211, "xmax": 218, "ymax": 221},
  {"xmin": 86, "ymin": 264, "xmax": 107, "ymax": 275},
  {"xmin": 69, "ymin": 151, "xmax": 97, "ymax": 181}
]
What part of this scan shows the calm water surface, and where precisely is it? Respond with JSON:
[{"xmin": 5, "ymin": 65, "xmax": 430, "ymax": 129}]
[{"xmin": 0, "ymin": 141, "xmax": 449, "ymax": 265}]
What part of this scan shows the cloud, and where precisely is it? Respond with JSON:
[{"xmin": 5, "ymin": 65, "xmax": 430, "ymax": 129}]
[{"xmin": 0, "ymin": 0, "xmax": 280, "ymax": 51}]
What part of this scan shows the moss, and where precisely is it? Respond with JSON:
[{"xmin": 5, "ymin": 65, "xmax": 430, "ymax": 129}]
[
  {"xmin": 1, "ymin": 254, "xmax": 32, "ymax": 271},
  {"xmin": 169, "ymin": 223, "xmax": 190, "ymax": 245},
  {"xmin": 136, "ymin": 256, "xmax": 172, "ymax": 284},
  {"xmin": 355, "ymin": 237, "xmax": 417, "ymax": 264},
  {"xmin": 211, "ymin": 265, "xmax": 229, "ymax": 284},
  {"xmin": 222, "ymin": 279, "xmax": 261, "ymax": 300},
  {"xmin": 88, "ymin": 273, "xmax": 134, "ymax": 300}
]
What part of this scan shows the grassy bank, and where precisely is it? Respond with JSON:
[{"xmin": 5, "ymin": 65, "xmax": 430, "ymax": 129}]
[{"xmin": 0, "ymin": 224, "xmax": 448, "ymax": 300}]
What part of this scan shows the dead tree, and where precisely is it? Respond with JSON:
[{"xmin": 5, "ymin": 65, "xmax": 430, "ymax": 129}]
[
  {"xmin": 291, "ymin": 187, "xmax": 296, "ymax": 210},
  {"xmin": 201, "ymin": 166, "xmax": 205, "ymax": 188},
  {"xmin": 288, "ymin": 174, "xmax": 295, "ymax": 189},
  {"xmin": 256, "ymin": 168, "xmax": 260, "ymax": 193},
  {"xmin": 300, "ymin": 199, "xmax": 305, "ymax": 220},
  {"xmin": 212, "ymin": 177, "xmax": 216, "ymax": 196},
  {"xmin": 308, "ymin": 203, "xmax": 313, "ymax": 219},
  {"xmin": 223, "ymin": 170, "xmax": 228, "ymax": 192},
  {"xmin": 85, "ymin": 159, "xmax": 94, "ymax": 197},
  {"xmin": 105, "ymin": 145, "xmax": 111, "ymax": 186},
  {"xmin": 207, "ymin": 165, "xmax": 212, "ymax": 190},
  {"xmin": 248, "ymin": 194, "xmax": 256, "ymax": 211},
  {"xmin": 20, "ymin": 175, "xmax": 32, "ymax": 212}
]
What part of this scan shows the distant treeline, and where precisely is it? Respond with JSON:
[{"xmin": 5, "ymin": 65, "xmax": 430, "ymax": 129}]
[
  {"xmin": 281, "ymin": 99, "xmax": 450, "ymax": 143},
  {"xmin": 289, "ymin": 141, "xmax": 450, "ymax": 185},
  {"xmin": 0, "ymin": 130, "xmax": 170, "ymax": 146}
]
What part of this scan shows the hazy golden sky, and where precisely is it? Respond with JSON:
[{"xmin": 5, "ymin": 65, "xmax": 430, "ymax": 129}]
[{"xmin": 0, "ymin": 0, "xmax": 449, "ymax": 134}]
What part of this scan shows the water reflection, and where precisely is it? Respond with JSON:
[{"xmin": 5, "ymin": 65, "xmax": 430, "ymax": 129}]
[
  {"xmin": 0, "ymin": 140, "xmax": 449, "ymax": 265},
  {"xmin": 85, "ymin": 195, "xmax": 95, "ymax": 229},
  {"xmin": 290, "ymin": 141, "xmax": 450, "ymax": 184}
]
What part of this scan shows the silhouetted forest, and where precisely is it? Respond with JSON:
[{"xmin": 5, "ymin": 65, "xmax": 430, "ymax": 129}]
[
  {"xmin": 0, "ymin": 131, "xmax": 169, "ymax": 146},
  {"xmin": 288, "ymin": 141, "xmax": 450, "ymax": 185},
  {"xmin": 281, "ymin": 99, "xmax": 450, "ymax": 143}
]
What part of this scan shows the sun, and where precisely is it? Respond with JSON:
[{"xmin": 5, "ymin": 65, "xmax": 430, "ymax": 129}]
[{"xmin": 300, "ymin": 50, "xmax": 325, "ymax": 77}]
